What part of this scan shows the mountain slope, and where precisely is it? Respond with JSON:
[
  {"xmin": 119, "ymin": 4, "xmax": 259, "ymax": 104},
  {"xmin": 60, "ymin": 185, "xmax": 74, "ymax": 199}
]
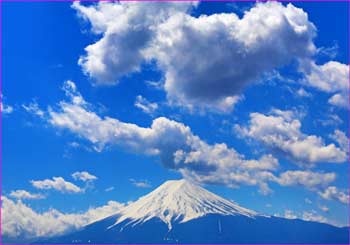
[{"xmin": 39, "ymin": 179, "xmax": 349, "ymax": 244}]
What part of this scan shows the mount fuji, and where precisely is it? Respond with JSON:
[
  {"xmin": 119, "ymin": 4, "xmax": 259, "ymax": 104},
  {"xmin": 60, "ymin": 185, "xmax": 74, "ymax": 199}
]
[{"xmin": 41, "ymin": 179, "xmax": 349, "ymax": 244}]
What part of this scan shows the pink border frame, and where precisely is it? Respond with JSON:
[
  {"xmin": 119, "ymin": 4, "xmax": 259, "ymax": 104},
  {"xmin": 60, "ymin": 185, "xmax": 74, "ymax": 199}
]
[{"xmin": 0, "ymin": 0, "xmax": 349, "ymax": 244}]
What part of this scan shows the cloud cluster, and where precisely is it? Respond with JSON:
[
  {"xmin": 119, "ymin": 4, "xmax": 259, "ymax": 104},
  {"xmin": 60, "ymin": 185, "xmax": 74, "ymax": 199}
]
[
  {"xmin": 47, "ymin": 81, "xmax": 280, "ymax": 193},
  {"xmin": 44, "ymin": 81, "xmax": 345, "ymax": 198},
  {"xmin": 74, "ymin": 1, "xmax": 317, "ymax": 112},
  {"xmin": 318, "ymin": 186, "xmax": 349, "ymax": 204},
  {"xmin": 2, "ymin": 196, "xmax": 124, "ymax": 241},
  {"xmin": 31, "ymin": 177, "xmax": 83, "ymax": 194},
  {"xmin": 235, "ymin": 109, "xmax": 346, "ymax": 166},
  {"xmin": 9, "ymin": 190, "xmax": 45, "ymax": 200}
]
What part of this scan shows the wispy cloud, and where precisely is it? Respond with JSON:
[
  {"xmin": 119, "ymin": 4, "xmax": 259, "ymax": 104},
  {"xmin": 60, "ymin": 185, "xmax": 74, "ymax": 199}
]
[
  {"xmin": 129, "ymin": 179, "xmax": 152, "ymax": 188},
  {"xmin": 134, "ymin": 95, "xmax": 158, "ymax": 115},
  {"xmin": 105, "ymin": 186, "xmax": 115, "ymax": 192},
  {"xmin": 22, "ymin": 101, "xmax": 44, "ymax": 117}
]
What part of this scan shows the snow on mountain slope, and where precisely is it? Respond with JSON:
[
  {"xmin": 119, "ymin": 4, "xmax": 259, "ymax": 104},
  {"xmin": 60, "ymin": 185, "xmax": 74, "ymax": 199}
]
[{"xmin": 110, "ymin": 179, "xmax": 256, "ymax": 230}]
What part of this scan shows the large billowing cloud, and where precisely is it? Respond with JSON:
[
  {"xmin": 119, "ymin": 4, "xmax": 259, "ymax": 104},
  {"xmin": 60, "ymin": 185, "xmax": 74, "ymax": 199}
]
[
  {"xmin": 1, "ymin": 196, "xmax": 124, "ymax": 242},
  {"xmin": 72, "ymin": 1, "xmax": 195, "ymax": 85},
  {"xmin": 41, "ymin": 80, "xmax": 345, "ymax": 198},
  {"xmin": 73, "ymin": 1, "xmax": 317, "ymax": 112},
  {"xmin": 235, "ymin": 109, "xmax": 346, "ymax": 166},
  {"xmin": 150, "ymin": 2, "xmax": 316, "ymax": 111}
]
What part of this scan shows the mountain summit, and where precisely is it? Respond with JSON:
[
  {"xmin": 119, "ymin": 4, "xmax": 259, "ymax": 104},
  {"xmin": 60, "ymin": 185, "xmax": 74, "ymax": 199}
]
[
  {"xmin": 111, "ymin": 179, "xmax": 256, "ymax": 229},
  {"xmin": 42, "ymin": 179, "xmax": 349, "ymax": 244}
]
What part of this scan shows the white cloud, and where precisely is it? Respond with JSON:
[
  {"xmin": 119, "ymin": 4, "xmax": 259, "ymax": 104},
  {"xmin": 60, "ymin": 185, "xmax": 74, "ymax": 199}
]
[
  {"xmin": 330, "ymin": 129, "xmax": 348, "ymax": 153},
  {"xmin": 301, "ymin": 61, "xmax": 347, "ymax": 93},
  {"xmin": 2, "ymin": 196, "xmax": 124, "ymax": 241},
  {"xmin": 72, "ymin": 171, "xmax": 97, "ymax": 182},
  {"xmin": 318, "ymin": 186, "xmax": 348, "ymax": 204},
  {"xmin": 129, "ymin": 179, "xmax": 152, "ymax": 188},
  {"xmin": 22, "ymin": 101, "xmax": 45, "ymax": 117},
  {"xmin": 146, "ymin": 80, "xmax": 163, "ymax": 90},
  {"xmin": 277, "ymin": 170, "xmax": 336, "ymax": 191},
  {"xmin": 328, "ymin": 93, "xmax": 347, "ymax": 108},
  {"xmin": 31, "ymin": 177, "xmax": 83, "ymax": 194},
  {"xmin": 134, "ymin": 95, "xmax": 158, "ymax": 115},
  {"xmin": 235, "ymin": 109, "xmax": 346, "ymax": 166},
  {"xmin": 74, "ymin": 1, "xmax": 316, "ymax": 112},
  {"xmin": 319, "ymin": 205, "xmax": 329, "ymax": 212},
  {"xmin": 300, "ymin": 60, "xmax": 348, "ymax": 108},
  {"xmin": 304, "ymin": 198, "xmax": 312, "ymax": 204},
  {"xmin": 105, "ymin": 186, "xmax": 115, "ymax": 192},
  {"xmin": 1, "ymin": 94, "xmax": 14, "ymax": 114},
  {"xmin": 72, "ymin": 1, "xmax": 195, "ymax": 85},
  {"xmin": 296, "ymin": 88, "xmax": 312, "ymax": 98},
  {"xmin": 68, "ymin": 141, "xmax": 80, "ymax": 148},
  {"xmin": 1, "ymin": 102, "xmax": 13, "ymax": 114},
  {"xmin": 9, "ymin": 190, "xmax": 45, "ymax": 200}
]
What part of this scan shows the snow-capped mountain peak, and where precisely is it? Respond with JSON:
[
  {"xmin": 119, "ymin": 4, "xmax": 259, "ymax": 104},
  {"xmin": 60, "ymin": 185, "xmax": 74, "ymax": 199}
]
[{"xmin": 111, "ymin": 179, "xmax": 256, "ymax": 230}]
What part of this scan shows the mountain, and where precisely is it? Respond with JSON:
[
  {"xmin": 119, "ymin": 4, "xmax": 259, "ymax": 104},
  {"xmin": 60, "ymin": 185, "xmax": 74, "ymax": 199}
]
[
  {"xmin": 41, "ymin": 179, "xmax": 349, "ymax": 244},
  {"xmin": 110, "ymin": 179, "xmax": 256, "ymax": 230}
]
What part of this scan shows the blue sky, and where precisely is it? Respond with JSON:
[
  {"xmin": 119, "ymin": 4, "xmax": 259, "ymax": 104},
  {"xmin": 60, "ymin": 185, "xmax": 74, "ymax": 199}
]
[{"xmin": 2, "ymin": 1, "xmax": 349, "ymax": 241}]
